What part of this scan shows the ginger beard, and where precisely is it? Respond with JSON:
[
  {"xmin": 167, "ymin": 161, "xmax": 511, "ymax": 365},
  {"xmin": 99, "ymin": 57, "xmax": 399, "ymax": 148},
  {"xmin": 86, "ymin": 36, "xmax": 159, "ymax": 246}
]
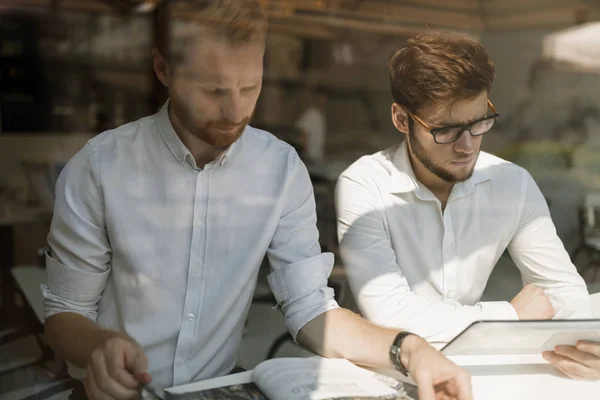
[{"xmin": 170, "ymin": 91, "xmax": 254, "ymax": 148}]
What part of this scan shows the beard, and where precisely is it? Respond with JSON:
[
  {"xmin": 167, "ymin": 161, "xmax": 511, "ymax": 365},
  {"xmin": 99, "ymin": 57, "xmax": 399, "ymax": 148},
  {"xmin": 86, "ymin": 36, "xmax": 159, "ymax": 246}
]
[
  {"xmin": 407, "ymin": 120, "xmax": 477, "ymax": 183},
  {"xmin": 193, "ymin": 116, "xmax": 251, "ymax": 148},
  {"xmin": 170, "ymin": 94, "xmax": 252, "ymax": 148}
]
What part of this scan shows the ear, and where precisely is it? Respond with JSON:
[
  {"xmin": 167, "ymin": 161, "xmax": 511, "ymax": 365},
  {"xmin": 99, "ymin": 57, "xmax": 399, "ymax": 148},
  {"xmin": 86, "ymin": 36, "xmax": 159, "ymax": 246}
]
[
  {"xmin": 391, "ymin": 103, "xmax": 410, "ymax": 134},
  {"xmin": 152, "ymin": 47, "xmax": 170, "ymax": 88}
]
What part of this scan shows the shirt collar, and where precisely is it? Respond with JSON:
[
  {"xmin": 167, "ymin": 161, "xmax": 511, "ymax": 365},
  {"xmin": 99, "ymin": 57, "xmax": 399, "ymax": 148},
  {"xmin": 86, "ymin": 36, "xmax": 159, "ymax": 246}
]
[
  {"xmin": 157, "ymin": 100, "xmax": 189, "ymax": 165},
  {"xmin": 389, "ymin": 140, "xmax": 492, "ymax": 195},
  {"xmin": 389, "ymin": 141, "xmax": 420, "ymax": 194},
  {"xmin": 156, "ymin": 99, "xmax": 237, "ymax": 168}
]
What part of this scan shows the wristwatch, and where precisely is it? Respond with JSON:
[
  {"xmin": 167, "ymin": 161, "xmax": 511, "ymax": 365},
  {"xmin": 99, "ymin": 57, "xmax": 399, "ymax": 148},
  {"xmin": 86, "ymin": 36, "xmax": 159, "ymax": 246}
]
[{"xmin": 389, "ymin": 331, "xmax": 416, "ymax": 376}]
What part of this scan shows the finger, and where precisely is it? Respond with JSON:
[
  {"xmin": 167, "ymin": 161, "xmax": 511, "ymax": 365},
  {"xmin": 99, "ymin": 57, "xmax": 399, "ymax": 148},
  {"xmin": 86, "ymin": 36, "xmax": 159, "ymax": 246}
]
[
  {"xmin": 544, "ymin": 351, "xmax": 592, "ymax": 380},
  {"xmin": 85, "ymin": 366, "xmax": 114, "ymax": 400},
  {"xmin": 415, "ymin": 371, "xmax": 436, "ymax": 400},
  {"xmin": 431, "ymin": 369, "xmax": 471, "ymax": 400},
  {"xmin": 434, "ymin": 391, "xmax": 451, "ymax": 400},
  {"xmin": 555, "ymin": 345, "xmax": 598, "ymax": 366},
  {"xmin": 542, "ymin": 350, "xmax": 555, "ymax": 362},
  {"xmin": 132, "ymin": 353, "xmax": 152, "ymax": 384},
  {"xmin": 124, "ymin": 345, "xmax": 150, "ymax": 382},
  {"xmin": 105, "ymin": 341, "xmax": 140, "ymax": 389},
  {"xmin": 91, "ymin": 350, "xmax": 140, "ymax": 399},
  {"xmin": 454, "ymin": 372, "xmax": 473, "ymax": 400},
  {"xmin": 576, "ymin": 341, "xmax": 600, "ymax": 357},
  {"xmin": 554, "ymin": 362, "xmax": 587, "ymax": 381},
  {"xmin": 433, "ymin": 379, "xmax": 457, "ymax": 396}
]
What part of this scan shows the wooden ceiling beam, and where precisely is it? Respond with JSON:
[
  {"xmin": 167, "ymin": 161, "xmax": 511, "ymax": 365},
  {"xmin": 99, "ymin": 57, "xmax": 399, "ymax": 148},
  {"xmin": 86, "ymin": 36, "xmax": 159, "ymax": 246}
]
[
  {"xmin": 482, "ymin": 0, "xmax": 588, "ymax": 13},
  {"xmin": 268, "ymin": 21, "xmax": 336, "ymax": 39},
  {"xmin": 269, "ymin": 13, "xmax": 450, "ymax": 37},
  {"xmin": 259, "ymin": 0, "xmax": 482, "ymax": 13},
  {"xmin": 290, "ymin": 7, "xmax": 482, "ymax": 32},
  {"xmin": 364, "ymin": 0, "xmax": 485, "ymax": 14},
  {"xmin": 354, "ymin": 1, "xmax": 483, "ymax": 30},
  {"xmin": 0, "ymin": 0, "xmax": 114, "ymax": 12},
  {"xmin": 485, "ymin": 6, "xmax": 584, "ymax": 30}
]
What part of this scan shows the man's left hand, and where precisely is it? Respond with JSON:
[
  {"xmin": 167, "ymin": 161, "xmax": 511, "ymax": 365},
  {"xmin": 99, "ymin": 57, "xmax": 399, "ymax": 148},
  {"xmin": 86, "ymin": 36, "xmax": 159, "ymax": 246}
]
[{"xmin": 543, "ymin": 340, "xmax": 600, "ymax": 380}]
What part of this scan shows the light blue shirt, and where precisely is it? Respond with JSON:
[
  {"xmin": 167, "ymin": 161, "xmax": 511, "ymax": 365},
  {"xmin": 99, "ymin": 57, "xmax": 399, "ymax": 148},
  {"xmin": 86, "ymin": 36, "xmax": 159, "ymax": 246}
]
[{"xmin": 42, "ymin": 101, "xmax": 339, "ymax": 389}]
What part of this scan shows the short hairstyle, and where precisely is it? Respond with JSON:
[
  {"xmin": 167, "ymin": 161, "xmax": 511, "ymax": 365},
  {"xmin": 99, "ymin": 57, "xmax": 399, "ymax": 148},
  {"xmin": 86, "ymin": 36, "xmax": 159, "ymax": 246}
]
[
  {"xmin": 388, "ymin": 31, "xmax": 495, "ymax": 113},
  {"xmin": 167, "ymin": 0, "xmax": 268, "ymax": 63}
]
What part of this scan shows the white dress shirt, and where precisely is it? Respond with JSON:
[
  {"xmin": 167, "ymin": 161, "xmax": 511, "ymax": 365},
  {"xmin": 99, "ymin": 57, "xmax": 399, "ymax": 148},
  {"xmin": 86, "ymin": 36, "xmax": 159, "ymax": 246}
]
[
  {"xmin": 295, "ymin": 107, "xmax": 326, "ymax": 161},
  {"xmin": 42, "ymin": 101, "xmax": 338, "ymax": 389},
  {"xmin": 336, "ymin": 141, "xmax": 592, "ymax": 344}
]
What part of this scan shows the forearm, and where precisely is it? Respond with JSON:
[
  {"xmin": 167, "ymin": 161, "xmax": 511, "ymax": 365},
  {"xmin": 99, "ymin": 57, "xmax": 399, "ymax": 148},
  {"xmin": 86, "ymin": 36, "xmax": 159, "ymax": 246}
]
[
  {"xmin": 357, "ymin": 287, "xmax": 518, "ymax": 343},
  {"xmin": 45, "ymin": 312, "xmax": 131, "ymax": 368},
  {"xmin": 297, "ymin": 308, "xmax": 399, "ymax": 369}
]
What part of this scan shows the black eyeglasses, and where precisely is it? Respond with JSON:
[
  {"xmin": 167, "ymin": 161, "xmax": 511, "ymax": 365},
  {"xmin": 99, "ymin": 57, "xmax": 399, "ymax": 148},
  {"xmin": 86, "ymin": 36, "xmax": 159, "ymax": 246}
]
[{"xmin": 406, "ymin": 100, "xmax": 500, "ymax": 144}]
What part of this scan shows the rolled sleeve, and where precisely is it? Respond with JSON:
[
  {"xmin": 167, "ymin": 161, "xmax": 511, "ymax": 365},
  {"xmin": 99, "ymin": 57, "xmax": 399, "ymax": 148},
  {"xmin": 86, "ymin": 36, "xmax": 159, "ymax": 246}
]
[
  {"xmin": 479, "ymin": 301, "xmax": 519, "ymax": 321},
  {"xmin": 42, "ymin": 253, "xmax": 110, "ymax": 321},
  {"xmin": 42, "ymin": 142, "xmax": 111, "ymax": 322},
  {"xmin": 267, "ymin": 151, "xmax": 340, "ymax": 340},
  {"xmin": 267, "ymin": 253, "xmax": 339, "ymax": 339},
  {"xmin": 509, "ymin": 170, "xmax": 592, "ymax": 319}
]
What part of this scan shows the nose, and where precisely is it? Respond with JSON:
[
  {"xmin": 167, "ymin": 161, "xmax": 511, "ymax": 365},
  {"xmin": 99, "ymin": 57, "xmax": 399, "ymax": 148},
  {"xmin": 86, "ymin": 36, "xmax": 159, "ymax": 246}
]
[
  {"xmin": 222, "ymin": 93, "xmax": 244, "ymax": 124},
  {"xmin": 453, "ymin": 129, "xmax": 475, "ymax": 154}
]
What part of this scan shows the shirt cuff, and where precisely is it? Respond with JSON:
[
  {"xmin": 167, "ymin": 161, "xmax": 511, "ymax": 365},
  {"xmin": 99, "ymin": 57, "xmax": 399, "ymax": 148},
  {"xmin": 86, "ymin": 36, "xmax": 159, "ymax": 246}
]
[
  {"xmin": 480, "ymin": 301, "xmax": 519, "ymax": 320},
  {"xmin": 41, "ymin": 284, "xmax": 100, "ymax": 322},
  {"xmin": 46, "ymin": 252, "xmax": 110, "ymax": 303},
  {"xmin": 267, "ymin": 252, "xmax": 338, "ymax": 339},
  {"xmin": 43, "ymin": 252, "xmax": 109, "ymax": 322},
  {"xmin": 288, "ymin": 295, "xmax": 340, "ymax": 341}
]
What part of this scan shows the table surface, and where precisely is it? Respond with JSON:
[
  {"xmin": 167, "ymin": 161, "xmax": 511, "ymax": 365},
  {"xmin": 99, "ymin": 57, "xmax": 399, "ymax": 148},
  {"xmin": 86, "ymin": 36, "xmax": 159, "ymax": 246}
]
[{"xmin": 166, "ymin": 355, "xmax": 600, "ymax": 400}]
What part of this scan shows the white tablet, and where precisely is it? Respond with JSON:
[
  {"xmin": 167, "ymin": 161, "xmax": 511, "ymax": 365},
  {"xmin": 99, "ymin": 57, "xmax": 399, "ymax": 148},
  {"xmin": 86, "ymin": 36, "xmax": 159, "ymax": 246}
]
[{"xmin": 441, "ymin": 319, "xmax": 600, "ymax": 356}]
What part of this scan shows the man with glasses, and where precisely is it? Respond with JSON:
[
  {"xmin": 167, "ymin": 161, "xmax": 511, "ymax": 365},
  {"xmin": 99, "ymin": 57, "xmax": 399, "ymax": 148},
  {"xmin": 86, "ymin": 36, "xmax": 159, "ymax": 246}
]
[
  {"xmin": 42, "ymin": 4, "xmax": 474, "ymax": 399},
  {"xmin": 336, "ymin": 32, "xmax": 592, "ymax": 353}
]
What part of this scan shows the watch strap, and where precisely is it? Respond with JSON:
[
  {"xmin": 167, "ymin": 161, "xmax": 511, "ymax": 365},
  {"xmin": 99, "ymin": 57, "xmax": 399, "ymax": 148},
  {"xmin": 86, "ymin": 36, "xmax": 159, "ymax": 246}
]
[{"xmin": 389, "ymin": 331, "xmax": 415, "ymax": 376}]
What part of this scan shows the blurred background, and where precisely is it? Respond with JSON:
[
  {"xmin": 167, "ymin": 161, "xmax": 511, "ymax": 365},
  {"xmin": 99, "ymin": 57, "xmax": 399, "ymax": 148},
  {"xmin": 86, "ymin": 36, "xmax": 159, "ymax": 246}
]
[{"xmin": 1, "ymin": 0, "xmax": 600, "ymax": 397}]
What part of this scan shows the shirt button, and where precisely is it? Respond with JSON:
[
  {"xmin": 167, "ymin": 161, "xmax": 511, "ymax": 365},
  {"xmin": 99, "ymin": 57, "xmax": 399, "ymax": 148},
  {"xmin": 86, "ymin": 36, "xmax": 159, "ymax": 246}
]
[
  {"xmin": 195, "ymin": 220, "xmax": 203, "ymax": 227},
  {"xmin": 192, "ymin": 269, "xmax": 199, "ymax": 274},
  {"xmin": 187, "ymin": 313, "xmax": 194, "ymax": 321},
  {"xmin": 446, "ymin": 290, "xmax": 456, "ymax": 298},
  {"xmin": 177, "ymin": 360, "xmax": 185, "ymax": 366}
]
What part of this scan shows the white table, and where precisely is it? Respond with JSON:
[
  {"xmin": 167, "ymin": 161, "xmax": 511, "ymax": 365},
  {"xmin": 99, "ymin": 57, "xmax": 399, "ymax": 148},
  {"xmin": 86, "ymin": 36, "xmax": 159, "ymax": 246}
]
[{"xmin": 167, "ymin": 355, "xmax": 600, "ymax": 400}]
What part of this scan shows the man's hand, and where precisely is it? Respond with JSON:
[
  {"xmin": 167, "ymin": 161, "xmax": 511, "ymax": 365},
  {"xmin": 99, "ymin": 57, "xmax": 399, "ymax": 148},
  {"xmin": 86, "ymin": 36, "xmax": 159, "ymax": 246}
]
[
  {"xmin": 543, "ymin": 340, "xmax": 600, "ymax": 380},
  {"xmin": 510, "ymin": 284, "xmax": 555, "ymax": 320},
  {"xmin": 402, "ymin": 335, "xmax": 472, "ymax": 400},
  {"xmin": 84, "ymin": 336, "xmax": 152, "ymax": 400}
]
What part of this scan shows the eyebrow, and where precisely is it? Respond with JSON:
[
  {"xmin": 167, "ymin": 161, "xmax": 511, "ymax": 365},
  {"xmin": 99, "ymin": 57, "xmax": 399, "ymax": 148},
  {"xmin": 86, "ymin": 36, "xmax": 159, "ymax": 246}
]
[
  {"xmin": 200, "ymin": 79, "xmax": 262, "ymax": 88},
  {"xmin": 435, "ymin": 112, "xmax": 489, "ymax": 127}
]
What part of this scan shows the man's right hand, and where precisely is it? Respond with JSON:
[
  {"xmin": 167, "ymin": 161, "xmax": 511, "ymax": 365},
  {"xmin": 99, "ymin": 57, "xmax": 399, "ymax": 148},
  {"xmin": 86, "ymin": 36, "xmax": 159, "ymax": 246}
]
[
  {"xmin": 510, "ymin": 284, "xmax": 555, "ymax": 320},
  {"xmin": 402, "ymin": 334, "xmax": 472, "ymax": 400},
  {"xmin": 84, "ymin": 336, "xmax": 152, "ymax": 400}
]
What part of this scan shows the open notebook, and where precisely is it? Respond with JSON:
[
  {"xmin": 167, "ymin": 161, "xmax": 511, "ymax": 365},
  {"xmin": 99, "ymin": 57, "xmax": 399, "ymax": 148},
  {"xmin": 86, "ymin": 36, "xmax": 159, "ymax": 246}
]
[{"xmin": 164, "ymin": 356, "xmax": 416, "ymax": 400}]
